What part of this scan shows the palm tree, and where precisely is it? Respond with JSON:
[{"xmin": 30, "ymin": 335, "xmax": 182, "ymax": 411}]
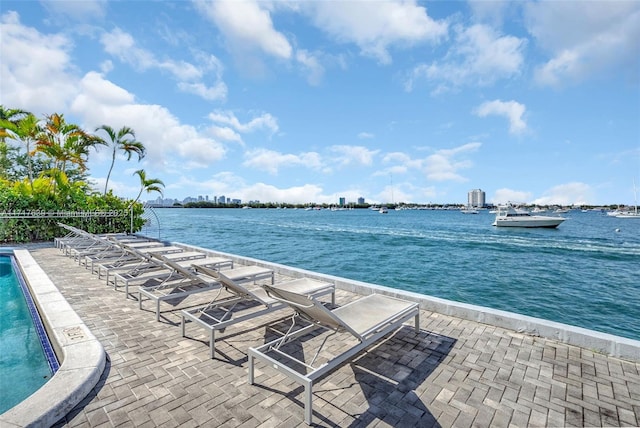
[
  {"xmin": 0, "ymin": 106, "xmax": 27, "ymax": 179},
  {"xmin": 0, "ymin": 106, "xmax": 28, "ymax": 123},
  {"xmin": 36, "ymin": 113, "xmax": 105, "ymax": 192},
  {"xmin": 95, "ymin": 125, "xmax": 146, "ymax": 194},
  {"xmin": 0, "ymin": 113, "xmax": 42, "ymax": 188},
  {"xmin": 132, "ymin": 169, "xmax": 164, "ymax": 204}
]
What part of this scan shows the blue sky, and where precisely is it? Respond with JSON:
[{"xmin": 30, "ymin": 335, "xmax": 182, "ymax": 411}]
[{"xmin": 1, "ymin": 1, "xmax": 638, "ymax": 206}]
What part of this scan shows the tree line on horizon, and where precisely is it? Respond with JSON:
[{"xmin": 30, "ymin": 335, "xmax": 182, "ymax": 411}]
[{"xmin": 0, "ymin": 105, "xmax": 165, "ymax": 242}]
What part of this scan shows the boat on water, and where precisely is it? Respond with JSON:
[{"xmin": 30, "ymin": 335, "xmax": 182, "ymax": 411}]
[
  {"xmin": 616, "ymin": 210, "xmax": 640, "ymax": 218},
  {"xmin": 615, "ymin": 179, "xmax": 640, "ymax": 218},
  {"xmin": 460, "ymin": 206, "xmax": 479, "ymax": 214},
  {"xmin": 492, "ymin": 205, "xmax": 566, "ymax": 228},
  {"xmin": 379, "ymin": 206, "xmax": 388, "ymax": 214}
]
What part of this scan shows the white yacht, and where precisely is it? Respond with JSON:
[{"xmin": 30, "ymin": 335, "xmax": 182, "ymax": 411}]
[
  {"xmin": 616, "ymin": 179, "xmax": 640, "ymax": 218},
  {"xmin": 492, "ymin": 205, "xmax": 565, "ymax": 228}
]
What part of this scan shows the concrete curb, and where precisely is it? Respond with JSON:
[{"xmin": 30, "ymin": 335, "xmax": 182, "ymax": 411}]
[{"xmin": 0, "ymin": 250, "xmax": 106, "ymax": 428}]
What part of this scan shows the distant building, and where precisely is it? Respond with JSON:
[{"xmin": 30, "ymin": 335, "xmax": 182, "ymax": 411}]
[
  {"xmin": 218, "ymin": 195, "xmax": 226, "ymax": 204},
  {"xmin": 468, "ymin": 189, "xmax": 486, "ymax": 208},
  {"xmin": 339, "ymin": 197, "xmax": 346, "ymax": 207},
  {"xmin": 357, "ymin": 197, "xmax": 365, "ymax": 205}
]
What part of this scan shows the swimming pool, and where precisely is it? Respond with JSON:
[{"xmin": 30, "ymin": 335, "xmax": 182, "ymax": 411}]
[{"xmin": 0, "ymin": 252, "xmax": 59, "ymax": 414}]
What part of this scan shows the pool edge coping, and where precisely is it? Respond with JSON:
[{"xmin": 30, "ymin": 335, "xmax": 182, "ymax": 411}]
[{"xmin": 0, "ymin": 249, "xmax": 106, "ymax": 428}]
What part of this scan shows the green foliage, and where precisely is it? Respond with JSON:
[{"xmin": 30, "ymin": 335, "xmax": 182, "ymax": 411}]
[
  {"xmin": 0, "ymin": 179, "xmax": 143, "ymax": 242},
  {"xmin": 0, "ymin": 106, "xmax": 154, "ymax": 243}
]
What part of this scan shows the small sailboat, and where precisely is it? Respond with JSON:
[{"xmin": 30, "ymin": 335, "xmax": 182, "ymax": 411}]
[{"xmin": 616, "ymin": 179, "xmax": 640, "ymax": 218}]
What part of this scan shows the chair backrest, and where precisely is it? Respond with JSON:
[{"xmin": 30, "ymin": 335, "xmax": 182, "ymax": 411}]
[
  {"xmin": 263, "ymin": 284, "xmax": 347, "ymax": 333},
  {"xmin": 119, "ymin": 244, "xmax": 162, "ymax": 266},
  {"xmin": 150, "ymin": 253, "xmax": 200, "ymax": 280},
  {"xmin": 194, "ymin": 265, "xmax": 263, "ymax": 302}
]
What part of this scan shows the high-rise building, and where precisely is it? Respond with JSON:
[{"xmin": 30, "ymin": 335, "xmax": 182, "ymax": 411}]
[
  {"xmin": 468, "ymin": 189, "xmax": 485, "ymax": 208},
  {"xmin": 339, "ymin": 197, "xmax": 346, "ymax": 207}
]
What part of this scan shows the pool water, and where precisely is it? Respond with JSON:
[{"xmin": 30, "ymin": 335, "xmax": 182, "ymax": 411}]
[{"xmin": 0, "ymin": 254, "xmax": 58, "ymax": 414}]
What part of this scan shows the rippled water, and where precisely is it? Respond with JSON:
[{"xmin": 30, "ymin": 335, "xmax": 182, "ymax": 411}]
[{"xmin": 146, "ymin": 208, "xmax": 640, "ymax": 341}]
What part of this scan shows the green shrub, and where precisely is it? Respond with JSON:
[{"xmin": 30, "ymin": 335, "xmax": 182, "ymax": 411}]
[{"xmin": 0, "ymin": 179, "xmax": 144, "ymax": 243}]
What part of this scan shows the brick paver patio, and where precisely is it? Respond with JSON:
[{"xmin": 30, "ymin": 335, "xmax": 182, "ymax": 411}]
[{"xmin": 25, "ymin": 245, "xmax": 640, "ymax": 427}]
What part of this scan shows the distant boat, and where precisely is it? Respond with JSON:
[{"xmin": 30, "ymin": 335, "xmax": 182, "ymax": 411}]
[
  {"xmin": 616, "ymin": 179, "xmax": 640, "ymax": 218},
  {"xmin": 460, "ymin": 206, "xmax": 479, "ymax": 214},
  {"xmin": 616, "ymin": 211, "xmax": 640, "ymax": 218},
  {"xmin": 379, "ymin": 206, "xmax": 388, "ymax": 214},
  {"xmin": 492, "ymin": 205, "xmax": 565, "ymax": 228}
]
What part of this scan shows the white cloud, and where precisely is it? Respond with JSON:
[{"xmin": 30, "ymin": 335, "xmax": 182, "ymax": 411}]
[
  {"xmin": 492, "ymin": 188, "xmax": 533, "ymax": 205},
  {"xmin": 468, "ymin": 0, "xmax": 513, "ymax": 27},
  {"xmin": 178, "ymin": 81, "xmax": 228, "ymax": 101},
  {"xmin": 295, "ymin": 49, "xmax": 325, "ymax": 86},
  {"xmin": 0, "ymin": 11, "xmax": 78, "ymax": 113},
  {"xmin": 303, "ymin": 0, "xmax": 447, "ymax": 64},
  {"xmin": 208, "ymin": 126, "xmax": 243, "ymax": 144},
  {"xmin": 358, "ymin": 132, "xmax": 374, "ymax": 139},
  {"xmin": 474, "ymin": 99, "xmax": 527, "ymax": 135},
  {"xmin": 381, "ymin": 152, "xmax": 423, "ymax": 171},
  {"xmin": 423, "ymin": 142, "xmax": 481, "ymax": 182},
  {"xmin": 75, "ymin": 71, "xmax": 135, "ymax": 105},
  {"xmin": 194, "ymin": 0, "xmax": 292, "ymax": 59},
  {"xmin": 492, "ymin": 182, "xmax": 594, "ymax": 206},
  {"xmin": 208, "ymin": 110, "xmax": 278, "ymax": 135},
  {"xmin": 71, "ymin": 72, "xmax": 227, "ymax": 172},
  {"xmin": 242, "ymin": 148, "xmax": 323, "ymax": 175},
  {"xmin": 329, "ymin": 145, "xmax": 379, "ymax": 167},
  {"xmin": 525, "ymin": 1, "xmax": 640, "ymax": 86},
  {"xmin": 41, "ymin": 0, "xmax": 107, "ymax": 20},
  {"xmin": 533, "ymin": 182, "xmax": 594, "ymax": 206},
  {"xmin": 100, "ymin": 28, "xmax": 227, "ymax": 101},
  {"xmin": 406, "ymin": 24, "xmax": 526, "ymax": 92}
]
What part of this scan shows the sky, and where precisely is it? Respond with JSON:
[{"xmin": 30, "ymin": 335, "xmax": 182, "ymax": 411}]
[{"xmin": 1, "ymin": 1, "xmax": 639, "ymax": 206}]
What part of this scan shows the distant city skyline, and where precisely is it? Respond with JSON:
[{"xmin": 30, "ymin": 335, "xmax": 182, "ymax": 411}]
[{"xmin": 146, "ymin": 190, "xmax": 623, "ymax": 208}]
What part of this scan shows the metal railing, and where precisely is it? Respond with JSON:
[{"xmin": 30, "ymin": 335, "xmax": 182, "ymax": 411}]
[{"xmin": 0, "ymin": 210, "xmax": 127, "ymax": 218}]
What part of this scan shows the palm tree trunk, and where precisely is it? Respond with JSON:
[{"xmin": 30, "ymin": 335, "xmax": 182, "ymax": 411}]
[{"xmin": 104, "ymin": 148, "xmax": 116, "ymax": 194}]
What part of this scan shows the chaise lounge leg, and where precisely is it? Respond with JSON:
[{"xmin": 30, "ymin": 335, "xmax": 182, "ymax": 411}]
[
  {"xmin": 210, "ymin": 330, "xmax": 216, "ymax": 359},
  {"xmin": 248, "ymin": 353, "xmax": 254, "ymax": 384},
  {"xmin": 304, "ymin": 380, "xmax": 313, "ymax": 425},
  {"xmin": 414, "ymin": 313, "xmax": 420, "ymax": 333}
]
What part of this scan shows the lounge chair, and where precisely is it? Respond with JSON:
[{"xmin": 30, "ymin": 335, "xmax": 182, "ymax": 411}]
[
  {"xmin": 108, "ymin": 245, "xmax": 186, "ymax": 295},
  {"xmin": 181, "ymin": 265, "xmax": 335, "ymax": 358},
  {"xmin": 100, "ymin": 246, "xmax": 169, "ymax": 287},
  {"xmin": 138, "ymin": 253, "xmax": 222, "ymax": 321},
  {"xmin": 248, "ymin": 287, "xmax": 420, "ymax": 425},
  {"xmin": 56, "ymin": 226, "xmax": 112, "ymax": 258}
]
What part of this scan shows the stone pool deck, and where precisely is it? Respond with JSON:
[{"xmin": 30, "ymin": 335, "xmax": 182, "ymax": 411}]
[{"xmin": 24, "ymin": 245, "xmax": 640, "ymax": 427}]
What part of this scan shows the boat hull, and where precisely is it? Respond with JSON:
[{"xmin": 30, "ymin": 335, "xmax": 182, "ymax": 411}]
[
  {"xmin": 615, "ymin": 213, "xmax": 640, "ymax": 219},
  {"xmin": 493, "ymin": 218, "xmax": 565, "ymax": 228}
]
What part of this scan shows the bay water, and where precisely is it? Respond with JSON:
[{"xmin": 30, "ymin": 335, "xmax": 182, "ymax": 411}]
[{"xmin": 146, "ymin": 208, "xmax": 640, "ymax": 341}]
